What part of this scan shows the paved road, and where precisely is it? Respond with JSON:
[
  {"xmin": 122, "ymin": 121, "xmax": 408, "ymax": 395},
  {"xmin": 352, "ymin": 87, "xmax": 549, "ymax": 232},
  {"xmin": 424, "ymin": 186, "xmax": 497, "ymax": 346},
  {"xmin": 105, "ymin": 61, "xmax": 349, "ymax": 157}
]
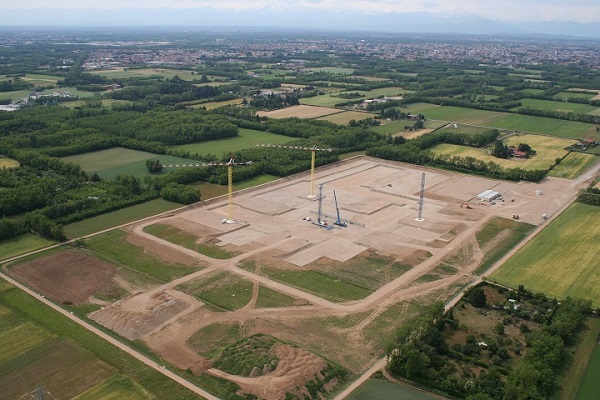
[{"xmin": 0, "ymin": 271, "xmax": 219, "ymax": 400}]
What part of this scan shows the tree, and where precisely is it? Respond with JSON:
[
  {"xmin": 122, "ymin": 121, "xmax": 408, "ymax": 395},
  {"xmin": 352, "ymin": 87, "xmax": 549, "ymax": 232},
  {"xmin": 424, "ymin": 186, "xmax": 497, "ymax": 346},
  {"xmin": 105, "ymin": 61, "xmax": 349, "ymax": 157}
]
[
  {"xmin": 492, "ymin": 141, "xmax": 510, "ymax": 159},
  {"xmin": 145, "ymin": 159, "xmax": 164, "ymax": 173},
  {"xmin": 466, "ymin": 287, "xmax": 487, "ymax": 308}
]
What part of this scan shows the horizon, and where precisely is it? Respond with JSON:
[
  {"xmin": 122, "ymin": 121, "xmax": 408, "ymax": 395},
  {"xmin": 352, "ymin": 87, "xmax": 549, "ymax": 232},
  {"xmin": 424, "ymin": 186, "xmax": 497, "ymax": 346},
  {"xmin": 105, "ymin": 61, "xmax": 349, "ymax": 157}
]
[{"xmin": 1, "ymin": 2, "xmax": 600, "ymax": 39}]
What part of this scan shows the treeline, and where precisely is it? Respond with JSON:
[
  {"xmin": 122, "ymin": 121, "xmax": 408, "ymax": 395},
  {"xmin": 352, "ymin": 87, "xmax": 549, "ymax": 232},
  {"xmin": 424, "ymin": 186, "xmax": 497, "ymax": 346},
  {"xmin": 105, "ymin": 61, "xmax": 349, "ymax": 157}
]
[
  {"xmin": 367, "ymin": 131, "xmax": 547, "ymax": 182},
  {"xmin": 577, "ymin": 187, "xmax": 600, "ymax": 206}
]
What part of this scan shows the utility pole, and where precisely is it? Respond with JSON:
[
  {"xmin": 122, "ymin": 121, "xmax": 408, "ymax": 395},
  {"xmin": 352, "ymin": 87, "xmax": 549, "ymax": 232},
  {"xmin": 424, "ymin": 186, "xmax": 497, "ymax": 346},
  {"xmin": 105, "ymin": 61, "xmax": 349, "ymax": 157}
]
[{"xmin": 416, "ymin": 172, "xmax": 426, "ymax": 222}]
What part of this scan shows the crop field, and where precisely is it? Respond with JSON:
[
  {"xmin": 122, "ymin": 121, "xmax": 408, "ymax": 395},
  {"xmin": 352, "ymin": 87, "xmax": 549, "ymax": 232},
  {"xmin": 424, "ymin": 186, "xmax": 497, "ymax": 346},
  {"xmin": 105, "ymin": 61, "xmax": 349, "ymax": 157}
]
[
  {"xmin": 554, "ymin": 91, "xmax": 597, "ymax": 100},
  {"xmin": 416, "ymin": 104, "xmax": 600, "ymax": 140},
  {"xmin": 90, "ymin": 67, "xmax": 199, "ymax": 81},
  {"xmin": 0, "ymin": 89, "xmax": 29, "ymax": 101},
  {"xmin": 515, "ymin": 98, "xmax": 598, "ymax": 114},
  {"xmin": 431, "ymin": 134, "xmax": 576, "ymax": 171},
  {"xmin": 576, "ymin": 343, "xmax": 600, "ymax": 400},
  {"xmin": 347, "ymin": 378, "xmax": 442, "ymax": 400},
  {"xmin": 0, "ymin": 234, "xmax": 55, "ymax": 261},
  {"xmin": 300, "ymin": 92, "xmax": 364, "ymax": 107},
  {"xmin": 63, "ymin": 198, "xmax": 181, "ymax": 238},
  {"xmin": 61, "ymin": 147, "xmax": 199, "ymax": 180},
  {"xmin": 257, "ymin": 105, "xmax": 342, "ymax": 119},
  {"xmin": 434, "ymin": 123, "xmax": 493, "ymax": 137},
  {"xmin": 0, "ymin": 280, "xmax": 199, "ymax": 399},
  {"xmin": 549, "ymin": 152, "xmax": 599, "ymax": 179},
  {"xmin": 560, "ymin": 318, "xmax": 600, "ymax": 400},
  {"xmin": 192, "ymin": 97, "xmax": 243, "ymax": 109},
  {"xmin": 490, "ymin": 202, "xmax": 600, "ymax": 307},
  {"xmin": 170, "ymin": 127, "xmax": 293, "ymax": 156},
  {"xmin": 317, "ymin": 110, "xmax": 377, "ymax": 125}
]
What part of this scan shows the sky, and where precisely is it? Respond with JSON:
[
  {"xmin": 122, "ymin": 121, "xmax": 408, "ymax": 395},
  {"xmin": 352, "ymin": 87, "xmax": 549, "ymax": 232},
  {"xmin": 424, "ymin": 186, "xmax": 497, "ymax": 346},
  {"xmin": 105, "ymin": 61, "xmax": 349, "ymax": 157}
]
[
  {"xmin": 1, "ymin": 0, "xmax": 599, "ymax": 22},
  {"xmin": 1, "ymin": 1, "xmax": 600, "ymax": 37}
]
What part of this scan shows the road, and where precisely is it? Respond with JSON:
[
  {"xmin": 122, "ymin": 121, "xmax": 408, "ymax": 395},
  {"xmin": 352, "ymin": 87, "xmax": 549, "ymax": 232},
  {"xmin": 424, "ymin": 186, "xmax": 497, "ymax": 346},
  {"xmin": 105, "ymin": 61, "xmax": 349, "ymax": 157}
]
[{"xmin": 0, "ymin": 271, "xmax": 220, "ymax": 400}]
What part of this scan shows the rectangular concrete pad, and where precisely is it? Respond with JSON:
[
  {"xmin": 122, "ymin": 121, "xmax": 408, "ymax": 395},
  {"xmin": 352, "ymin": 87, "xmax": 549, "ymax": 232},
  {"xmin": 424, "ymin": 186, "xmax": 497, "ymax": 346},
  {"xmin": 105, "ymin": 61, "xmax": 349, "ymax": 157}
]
[{"xmin": 285, "ymin": 237, "xmax": 368, "ymax": 267}]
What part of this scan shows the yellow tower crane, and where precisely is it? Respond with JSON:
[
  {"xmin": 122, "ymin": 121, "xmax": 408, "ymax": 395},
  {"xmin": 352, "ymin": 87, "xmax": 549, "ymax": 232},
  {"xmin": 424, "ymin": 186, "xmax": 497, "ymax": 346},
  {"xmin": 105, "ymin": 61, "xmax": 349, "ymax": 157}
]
[
  {"xmin": 256, "ymin": 144, "xmax": 333, "ymax": 198},
  {"xmin": 170, "ymin": 155, "xmax": 252, "ymax": 224}
]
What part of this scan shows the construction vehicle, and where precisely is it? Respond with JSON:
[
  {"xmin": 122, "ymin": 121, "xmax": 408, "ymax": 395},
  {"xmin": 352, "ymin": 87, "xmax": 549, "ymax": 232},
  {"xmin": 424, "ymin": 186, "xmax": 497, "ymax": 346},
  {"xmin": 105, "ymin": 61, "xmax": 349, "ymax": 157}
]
[
  {"xmin": 460, "ymin": 203, "xmax": 472, "ymax": 209},
  {"xmin": 333, "ymin": 190, "xmax": 347, "ymax": 227},
  {"xmin": 512, "ymin": 214, "xmax": 520, "ymax": 220}
]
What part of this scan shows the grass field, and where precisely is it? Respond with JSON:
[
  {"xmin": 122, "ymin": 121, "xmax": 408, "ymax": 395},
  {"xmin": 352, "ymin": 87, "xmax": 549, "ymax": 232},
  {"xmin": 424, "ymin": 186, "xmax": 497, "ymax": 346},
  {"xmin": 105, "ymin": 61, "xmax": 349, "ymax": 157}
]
[
  {"xmin": 347, "ymin": 377, "xmax": 441, "ymax": 400},
  {"xmin": 490, "ymin": 202, "xmax": 600, "ymax": 307},
  {"xmin": 187, "ymin": 323, "xmax": 242, "ymax": 357},
  {"xmin": 63, "ymin": 198, "xmax": 181, "ymax": 238},
  {"xmin": 576, "ymin": 342, "xmax": 600, "ymax": 400},
  {"xmin": 434, "ymin": 123, "xmax": 494, "ymax": 137},
  {"xmin": 170, "ymin": 128, "xmax": 293, "ymax": 156},
  {"xmin": 61, "ymin": 147, "xmax": 199, "ymax": 180},
  {"xmin": 0, "ymin": 234, "xmax": 55, "ymax": 261},
  {"xmin": 177, "ymin": 271, "xmax": 253, "ymax": 311},
  {"xmin": 416, "ymin": 104, "xmax": 600, "ymax": 140},
  {"xmin": 259, "ymin": 267, "xmax": 373, "ymax": 302},
  {"xmin": 560, "ymin": 318, "xmax": 600, "ymax": 400},
  {"xmin": 549, "ymin": 152, "xmax": 599, "ymax": 179},
  {"xmin": 431, "ymin": 134, "xmax": 575, "ymax": 171},
  {"xmin": 0, "ymin": 89, "xmax": 29, "ymax": 101},
  {"xmin": 191, "ymin": 97, "xmax": 243, "ymax": 110},
  {"xmin": 300, "ymin": 87, "xmax": 404, "ymax": 107},
  {"xmin": 86, "ymin": 229, "xmax": 201, "ymax": 283},
  {"xmin": 73, "ymin": 374, "xmax": 154, "ymax": 400},
  {"xmin": 473, "ymin": 217, "xmax": 536, "ymax": 275},
  {"xmin": 255, "ymin": 285, "xmax": 300, "ymax": 308},
  {"xmin": 192, "ymin": 173, "xmax": 279, "ymax": 200},
  {"xmin": 515, "ymin": 98, "xmax": 597, "ymax": 114},
  {"xmin": 0, "ymin": 280, "xmax": 199, "ymax": 399},
  {"xmin": 90, "ymin": 67, "xmax": 200, "ymax": 81},
  {"xmin": 554, "ymin": 91, "xmax": 597, "ymax": 100},
  {"xmin": 317, "ymin": 111, "xmax": 378, "ymax": 125}
]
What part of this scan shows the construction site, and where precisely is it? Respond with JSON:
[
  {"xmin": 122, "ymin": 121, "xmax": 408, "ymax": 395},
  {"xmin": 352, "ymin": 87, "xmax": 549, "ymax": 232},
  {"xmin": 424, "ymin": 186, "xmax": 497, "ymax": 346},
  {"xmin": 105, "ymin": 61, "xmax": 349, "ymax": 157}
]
[{"xmin": 8, "ymin": 156, "xmax": 579, "ymax": 400}]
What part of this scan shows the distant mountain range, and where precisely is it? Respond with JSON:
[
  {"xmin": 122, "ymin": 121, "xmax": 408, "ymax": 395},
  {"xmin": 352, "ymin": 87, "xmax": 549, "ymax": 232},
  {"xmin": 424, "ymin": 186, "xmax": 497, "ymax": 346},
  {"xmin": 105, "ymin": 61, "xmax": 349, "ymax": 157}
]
[{"xmin": 2, "ymin": 8, "xmax": 600, "ymax": 39}]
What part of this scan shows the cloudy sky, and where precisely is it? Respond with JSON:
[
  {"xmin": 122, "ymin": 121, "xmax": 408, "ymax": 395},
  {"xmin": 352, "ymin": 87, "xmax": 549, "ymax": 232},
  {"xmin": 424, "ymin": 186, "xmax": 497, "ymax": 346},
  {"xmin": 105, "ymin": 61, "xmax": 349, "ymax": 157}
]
[{"xmin": 2, "ymin": 0, "xmax": 599, "ymax": 22}]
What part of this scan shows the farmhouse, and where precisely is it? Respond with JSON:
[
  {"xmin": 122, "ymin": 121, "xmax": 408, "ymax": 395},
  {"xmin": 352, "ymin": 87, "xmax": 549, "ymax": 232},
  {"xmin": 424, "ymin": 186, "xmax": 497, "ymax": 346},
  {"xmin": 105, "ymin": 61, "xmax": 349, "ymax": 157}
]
[{"xmin": 477, "ymin": 189, "xmax": 502, "ymax": 202}]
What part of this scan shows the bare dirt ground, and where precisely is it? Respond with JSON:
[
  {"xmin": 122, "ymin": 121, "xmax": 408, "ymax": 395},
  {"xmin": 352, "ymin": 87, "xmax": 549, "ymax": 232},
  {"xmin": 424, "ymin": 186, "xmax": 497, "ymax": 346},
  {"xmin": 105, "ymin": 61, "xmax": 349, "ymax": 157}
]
[
  {"xmin": 7, "ymin": 251, "xmax": 116, "ymax": 305},
  {"xmin": 75, "ymin": 157, "xmax": 583, "ymax": 399},
  {"xmin": 257, "ymin": 105, "xmax": 343, "ymax": 119}
]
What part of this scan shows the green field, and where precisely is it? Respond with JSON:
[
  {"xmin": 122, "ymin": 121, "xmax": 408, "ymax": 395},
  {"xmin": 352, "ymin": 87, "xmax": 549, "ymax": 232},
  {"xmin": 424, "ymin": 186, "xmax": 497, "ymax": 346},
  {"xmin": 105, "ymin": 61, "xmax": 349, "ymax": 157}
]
[
  {"xmin": 554, "ymin": 91, "xmax": 597, "ymax": 100},
  {"xmin": 347, "ymin": 378, "xmax": 441, "ymax": 400},
  {"xmin": 177, "ymin": 271, "xmax": 253, "ymax": 311},
  {"xmin": 0, "ymin": 88, "xmax": 29, "ymax": 101},
  {"xmin": 73, "ymin": 374, "xmax": 154, "ymax": 400},
  {"xmin": 549, "ymin": 152, "xmax": 599, "ymax": 179},
  {"xmin": 171, "ymin": 128, "xmax": 293, "ymax": 156},
  {"xmin": 191, "ymin": 98, "xmax": 243, "ymax": 110},
  {"xmin": 259, "ymin": 267, "xmax": 373, "ymax": 302},
  {"xmin": 434, "ymin": 123, "xmax": 493, "ymax": 137},
  {"xmin": 0, "ymin": 234, "xmax": 55, "ymax": 261},
  {"xmin": 192, "ymin": 173, "xmax": 279, "ymax": 200},
  {"xmin": 300, "ymin": 92, "xmax": 364, "ymax": 107},
  {"xmin": 416, "ymin": 104, "xmax": 600, "ymax": 140},
  {"xmin": 63, "ymin": 198, "xmax": 181, "ymax": 238},
  {"xmin": 432, "ymin": 134, "xmax": 575, "ymax": 171},
  {"xmin": 490, "ymin": 202, "xmax": 600, "ymax": 307},
  {"xmin": 61, "ymin": 147, "xmax": 199, "ymax": 180},
  {"xmin": 90, "ymin": 67, "xmax": 200, "ymax": 81},
  {"xmin": 317, "ymin": 111, "xmax": 377, "ymax": 125},
  {"xmin": 561, "ymin": 318, "xmax": 600, "ymax": 400},
  {"xmin": 576, "ymin": 342, "xmax": 600, "ymax": 400},
  {"xmin": 255, "ymin": 285, "xmax": 300, "ymax": 308},
  {"xmin": 515, "ymin": 98, "xmax": 597, "ymax": 114}
]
